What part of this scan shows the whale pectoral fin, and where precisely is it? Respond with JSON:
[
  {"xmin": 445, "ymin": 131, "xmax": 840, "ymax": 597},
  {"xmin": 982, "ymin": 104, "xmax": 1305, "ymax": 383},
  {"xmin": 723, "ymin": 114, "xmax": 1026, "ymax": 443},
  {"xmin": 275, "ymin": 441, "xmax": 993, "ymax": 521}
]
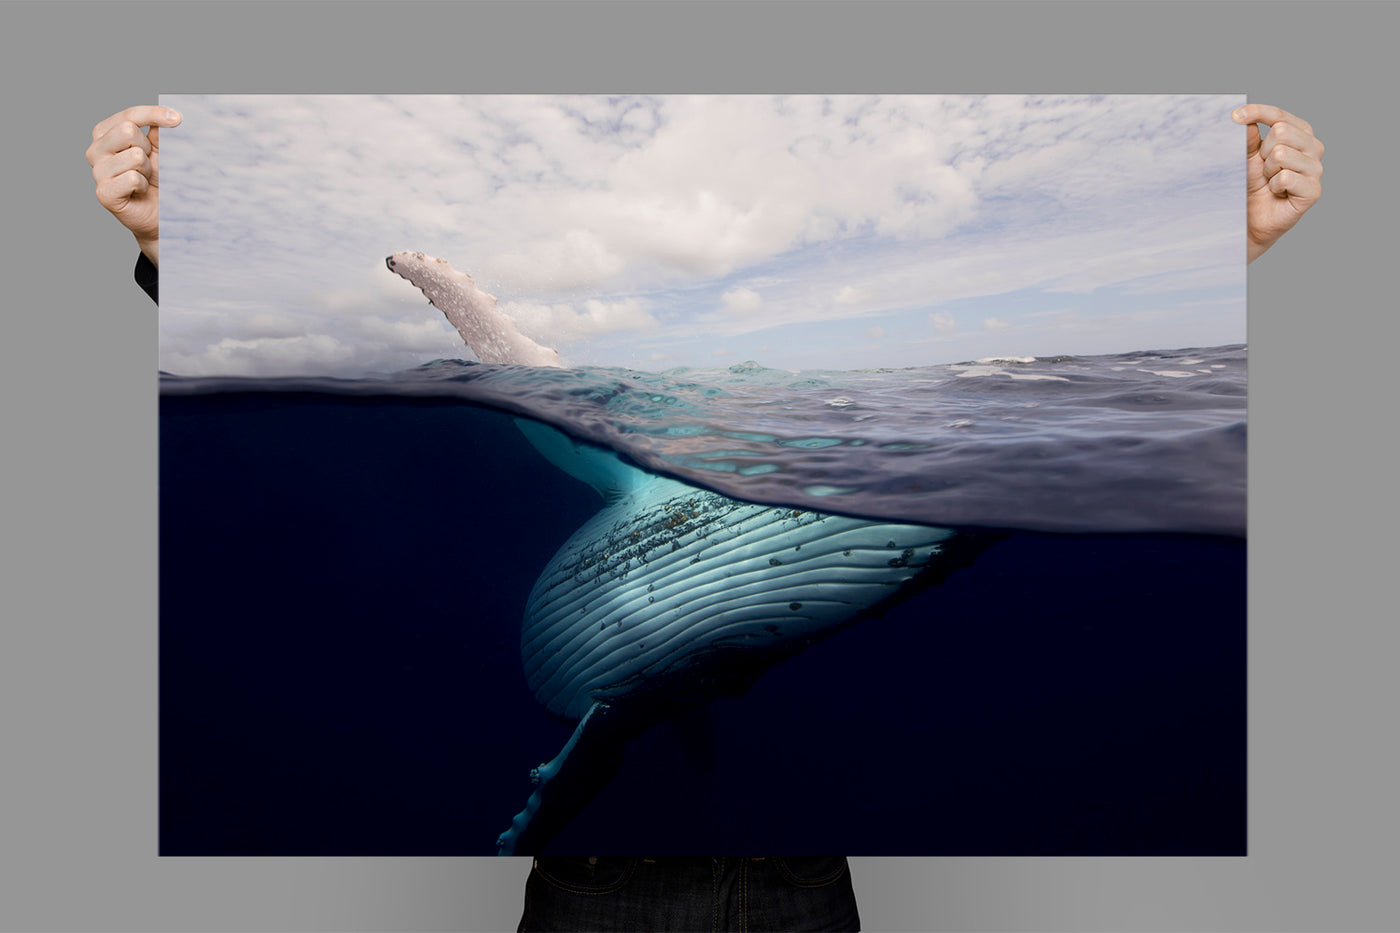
[
  {"xmin": 385, "ymin": 251, "xmax": 562, "ymax": 368},
  {"xmin": 497, "ymin": 701, "xmax": 627, "ymax": 856},
  {"xmin": 511, "ymin": 417, "xmax": 648, "ymax": 505}
]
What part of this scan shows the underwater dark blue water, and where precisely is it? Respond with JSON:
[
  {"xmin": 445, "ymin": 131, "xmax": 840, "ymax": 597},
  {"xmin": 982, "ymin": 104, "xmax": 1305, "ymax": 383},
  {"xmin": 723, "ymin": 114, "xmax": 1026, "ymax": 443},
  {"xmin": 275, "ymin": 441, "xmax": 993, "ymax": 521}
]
[{"xmin": 159, "ymin": 346, "xmax": 1245, "ymax": 856}]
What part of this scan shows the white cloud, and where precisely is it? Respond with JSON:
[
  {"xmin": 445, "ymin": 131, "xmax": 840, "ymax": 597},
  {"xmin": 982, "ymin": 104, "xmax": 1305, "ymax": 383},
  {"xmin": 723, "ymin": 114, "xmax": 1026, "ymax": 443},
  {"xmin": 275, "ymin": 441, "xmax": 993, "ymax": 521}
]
[
  {"xmin": 489, "ymin": 229, "xmax": 626, "ymax": 293},
  {"xmin": 347, "ymin": 315, "xmax": 464, "ymax": 354},
  {"xmin": 833, "ymin": 285, "xmax": 864, "ymax": 306},
  {"xmin": 175, "ymin": 334, "xmax": 358, "ymax": 377},
  {"xmin": 504, "ymin": 298, "xmax": 658, "ymax": 346},
  {"xmin": 983, "ymin": 317, "xmax": 1011, "ymax": 331},
  {"xmin": 930, "ymin": 312, "xmax": 957, "ymax": 335},
  {"xmin": 721, "ymin": 287, "xmax": 764, "ymax": 313}
]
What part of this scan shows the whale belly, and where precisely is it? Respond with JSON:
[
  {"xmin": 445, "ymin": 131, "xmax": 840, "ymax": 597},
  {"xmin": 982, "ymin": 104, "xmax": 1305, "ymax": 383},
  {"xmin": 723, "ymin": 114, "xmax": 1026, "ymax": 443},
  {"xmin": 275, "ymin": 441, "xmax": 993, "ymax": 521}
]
[{"xmin": 522, "ymin": 477, "xmax": 954, "ymax": 720}]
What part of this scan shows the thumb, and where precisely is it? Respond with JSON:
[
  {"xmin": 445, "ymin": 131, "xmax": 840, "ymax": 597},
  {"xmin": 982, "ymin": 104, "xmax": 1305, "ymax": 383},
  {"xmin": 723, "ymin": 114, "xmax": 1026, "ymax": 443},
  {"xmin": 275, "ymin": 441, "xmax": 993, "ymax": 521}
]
[
  {"xmin": 1242, "ymin": 120, "xmax": 1261, "ymax": 159},
  {"xmin": 1238, "ymin": 120, "xmax": 1265, "ymax": 192},
  {"xmin": 147, "ymin": 108, "xmax": 180, "ymax": 153},
  {"xmin": 148, "ymin": 111, "xmax": 179, "ymax": 187},
  {"xmin": 1232, "ymin": 106, "xmax": 1263, "ymax": 157},
  {"xmin": 148, "ymin": 126, "xmax": 162, "ymax": 188}
]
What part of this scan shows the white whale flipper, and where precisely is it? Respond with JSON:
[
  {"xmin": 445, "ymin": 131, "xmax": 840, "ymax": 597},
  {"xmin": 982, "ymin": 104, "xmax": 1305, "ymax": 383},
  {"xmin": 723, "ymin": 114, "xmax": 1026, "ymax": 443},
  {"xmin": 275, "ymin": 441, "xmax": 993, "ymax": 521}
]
[{"xmin": 386, "ymin": 251, "xmax": 561, "ymax": 368}]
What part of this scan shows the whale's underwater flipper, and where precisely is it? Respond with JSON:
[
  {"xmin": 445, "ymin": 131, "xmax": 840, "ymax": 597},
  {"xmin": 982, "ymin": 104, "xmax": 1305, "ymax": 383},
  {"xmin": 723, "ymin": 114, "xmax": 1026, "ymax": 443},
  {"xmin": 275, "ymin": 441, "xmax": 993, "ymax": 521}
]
[{"xmin": 388, "ymin": 252, "xmax": 994, "ymax": 854}]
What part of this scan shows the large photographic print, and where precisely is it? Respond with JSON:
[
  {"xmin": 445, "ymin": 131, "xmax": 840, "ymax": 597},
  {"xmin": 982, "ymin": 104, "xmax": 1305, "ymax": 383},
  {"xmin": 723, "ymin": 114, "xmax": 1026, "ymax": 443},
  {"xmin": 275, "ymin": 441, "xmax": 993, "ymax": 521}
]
[{"xmin": 159, "ymin": 95, "xmax": 1245, "ymax": 856}]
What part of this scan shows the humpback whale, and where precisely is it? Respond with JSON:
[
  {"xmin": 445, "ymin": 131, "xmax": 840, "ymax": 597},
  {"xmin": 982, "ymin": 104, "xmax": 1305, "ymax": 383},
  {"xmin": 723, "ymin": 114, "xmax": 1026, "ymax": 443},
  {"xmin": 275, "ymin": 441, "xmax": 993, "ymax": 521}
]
[{"xmin": 388, "ymin": 252, "xmax": 982, "ymax": 854}]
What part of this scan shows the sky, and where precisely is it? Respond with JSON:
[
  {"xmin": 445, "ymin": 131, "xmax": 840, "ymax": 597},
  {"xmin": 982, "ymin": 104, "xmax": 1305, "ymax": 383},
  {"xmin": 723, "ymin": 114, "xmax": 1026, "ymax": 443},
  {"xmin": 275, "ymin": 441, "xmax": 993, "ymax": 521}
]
[{"xmin": 159, "ymin": 94, "xmax": 1245, "ymax": 376}]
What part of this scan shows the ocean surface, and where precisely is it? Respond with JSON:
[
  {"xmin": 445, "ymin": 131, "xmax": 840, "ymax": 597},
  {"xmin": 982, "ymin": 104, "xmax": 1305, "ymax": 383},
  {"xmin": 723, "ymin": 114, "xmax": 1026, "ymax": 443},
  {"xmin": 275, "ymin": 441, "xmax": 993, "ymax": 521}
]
[{"xmin": 159, "ymin": 344, "xmax": 1246, "ymax": 856}]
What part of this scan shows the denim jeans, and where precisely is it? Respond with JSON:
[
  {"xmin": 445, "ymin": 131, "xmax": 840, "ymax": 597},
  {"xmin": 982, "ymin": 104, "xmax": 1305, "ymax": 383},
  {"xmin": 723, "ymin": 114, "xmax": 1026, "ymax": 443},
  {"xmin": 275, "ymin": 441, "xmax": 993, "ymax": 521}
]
[{"xmin": 518, "ymin": 856, "xmax": 860, "ymax": 932}]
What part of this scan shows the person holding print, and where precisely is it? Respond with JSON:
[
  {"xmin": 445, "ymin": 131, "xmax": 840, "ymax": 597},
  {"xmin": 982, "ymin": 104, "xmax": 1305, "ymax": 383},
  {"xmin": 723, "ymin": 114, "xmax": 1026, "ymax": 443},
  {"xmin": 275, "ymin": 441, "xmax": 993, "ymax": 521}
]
[{"xmin": 87, "ymin": 99, "xmax": 1322, "ymax": 932}]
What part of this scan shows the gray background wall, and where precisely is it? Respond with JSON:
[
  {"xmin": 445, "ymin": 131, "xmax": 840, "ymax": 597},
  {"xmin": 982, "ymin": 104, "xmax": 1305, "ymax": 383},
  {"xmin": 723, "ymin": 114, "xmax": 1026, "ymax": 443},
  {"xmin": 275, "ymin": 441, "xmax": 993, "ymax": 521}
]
[{"xmin": 2, "ymin": 2, "xmax": 1394, "ymax": 929}]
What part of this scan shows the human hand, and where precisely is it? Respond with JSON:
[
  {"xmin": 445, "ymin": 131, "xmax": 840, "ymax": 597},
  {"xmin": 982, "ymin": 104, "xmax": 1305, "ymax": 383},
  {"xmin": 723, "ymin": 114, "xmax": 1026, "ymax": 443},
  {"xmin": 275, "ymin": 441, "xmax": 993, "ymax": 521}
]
[
  {"xmin": 1232, "ymin": 104, "xmax": 1323, "ymax": 263},
  {"xmin": 86, "ymin": 105, "xmax": 182, "ymax": 267}
]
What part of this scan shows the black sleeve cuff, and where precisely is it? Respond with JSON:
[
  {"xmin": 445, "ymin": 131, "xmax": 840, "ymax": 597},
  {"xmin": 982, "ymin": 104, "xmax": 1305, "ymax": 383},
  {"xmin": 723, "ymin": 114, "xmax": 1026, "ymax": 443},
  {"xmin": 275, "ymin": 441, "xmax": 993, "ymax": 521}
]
[{"xmin": 134, "ymin": 251, "xmax": 159, "ymax": 304}]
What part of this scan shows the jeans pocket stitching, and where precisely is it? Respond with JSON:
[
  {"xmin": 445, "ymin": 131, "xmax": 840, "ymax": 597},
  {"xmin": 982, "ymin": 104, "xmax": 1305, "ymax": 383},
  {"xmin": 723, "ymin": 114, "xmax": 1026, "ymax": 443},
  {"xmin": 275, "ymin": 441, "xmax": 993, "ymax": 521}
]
[
  {"xmin": 771, "ymin": 856, "xmax": 847, "ymax": 888},
  {"xmin": 533, "ymin": 857, "xmax": 638, "ymax": 895}
]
